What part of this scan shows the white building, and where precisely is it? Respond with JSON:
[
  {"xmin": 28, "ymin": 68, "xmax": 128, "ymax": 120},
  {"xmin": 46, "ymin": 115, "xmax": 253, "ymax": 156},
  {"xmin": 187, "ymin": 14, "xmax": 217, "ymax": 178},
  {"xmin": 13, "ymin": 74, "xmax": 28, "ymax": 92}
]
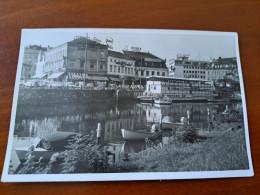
[{"xmin": 107, "ymin": 50, "xmax": 135, "ymax": 84}]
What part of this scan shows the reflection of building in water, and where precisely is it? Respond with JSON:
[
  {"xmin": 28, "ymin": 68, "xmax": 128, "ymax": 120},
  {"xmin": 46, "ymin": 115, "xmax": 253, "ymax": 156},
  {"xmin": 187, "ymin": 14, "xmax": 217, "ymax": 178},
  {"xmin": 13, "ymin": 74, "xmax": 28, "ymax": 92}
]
[
  {"xmin": 103, "ymin": 118, "xmax": 135, "ymax": 143},
  {"xmin": 143, "ymin": 103, "xmax": 224, "ymax": 129}
]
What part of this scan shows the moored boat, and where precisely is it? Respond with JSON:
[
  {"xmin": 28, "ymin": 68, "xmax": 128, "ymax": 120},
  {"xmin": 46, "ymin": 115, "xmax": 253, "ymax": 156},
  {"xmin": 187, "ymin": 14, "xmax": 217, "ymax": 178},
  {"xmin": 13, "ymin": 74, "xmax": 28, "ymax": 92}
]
[
  {"xmin": 154, "ymin": 97, "xmax": 172, "ymax": 105},
  {"xmin": 161, "ymin": 116, "xmax": 183, "ymax": 130},
  {"xmin": 15, "ymin": 131, "xmax": 77, "ymax": 163},
  {"xmin": 121, "ymin": 129, "xmax": 161, "ymax": 140}
]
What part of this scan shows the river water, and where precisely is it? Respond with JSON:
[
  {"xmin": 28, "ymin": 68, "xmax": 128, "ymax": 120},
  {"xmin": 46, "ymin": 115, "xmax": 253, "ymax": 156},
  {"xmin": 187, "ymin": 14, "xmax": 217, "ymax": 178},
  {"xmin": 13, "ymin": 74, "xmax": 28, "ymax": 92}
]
[{"xmin": 10, "ymin": 101, "xmax": 242, "ymax": 173}]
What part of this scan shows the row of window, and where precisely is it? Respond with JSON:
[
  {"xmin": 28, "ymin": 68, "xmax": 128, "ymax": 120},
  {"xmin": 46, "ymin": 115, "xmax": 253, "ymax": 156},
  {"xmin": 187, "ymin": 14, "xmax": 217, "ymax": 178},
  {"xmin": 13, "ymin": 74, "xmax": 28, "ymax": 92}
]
[
  {"xmin": 109, "ymin": 65, "xmax": 134, "ymax": 75},
  {"xmin": 213, "ymin": 64, "xmax": 237, "ymax": 69},
  {"xmin": 110, "ymin": 58, "xmax": 134, "ymax": 66},
  {"xmin": 184, "ymin": 70, "xmax": 205, "ymax": 74},
  {"xmin": 139, "ymin": 70, "xmax": 166, "ymax": 76},
  {"xmin": 184, "ymin": 75, "xmax": 206, "ymax": 79}
]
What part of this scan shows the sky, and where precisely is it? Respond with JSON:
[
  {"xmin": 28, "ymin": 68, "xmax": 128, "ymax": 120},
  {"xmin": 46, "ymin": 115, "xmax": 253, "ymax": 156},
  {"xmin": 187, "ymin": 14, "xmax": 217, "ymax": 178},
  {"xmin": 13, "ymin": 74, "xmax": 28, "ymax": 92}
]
[{"xmin": 21, "ymin": 29, "xmax": 237, "ymax": 64}]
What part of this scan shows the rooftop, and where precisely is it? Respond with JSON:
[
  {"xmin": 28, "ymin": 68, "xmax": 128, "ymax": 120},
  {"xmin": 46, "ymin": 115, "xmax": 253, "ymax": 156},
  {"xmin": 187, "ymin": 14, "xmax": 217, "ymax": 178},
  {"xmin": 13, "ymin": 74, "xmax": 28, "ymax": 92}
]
[
  {"xmin": 108, "ymin": 50, "xmax": 133, "ymax": 60},
  {"xmin": 213, "ymin": 57, "xmax": 237, "ymax": 64},
  {"xmin": 123, "ymin": 51, "xmax": 162, "ymax": 60}
]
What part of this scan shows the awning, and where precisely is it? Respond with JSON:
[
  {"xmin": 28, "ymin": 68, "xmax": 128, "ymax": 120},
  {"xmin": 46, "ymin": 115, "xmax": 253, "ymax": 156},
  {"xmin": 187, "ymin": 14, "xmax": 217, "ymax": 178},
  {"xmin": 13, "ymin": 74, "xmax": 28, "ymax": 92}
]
[
  {"xmin": 87, "ymin": 76, "xmax": 108, "ymax": 81},
  {"xmin": 32, "ymin": 73, "xmax": 47, "ymax": 79},
  {"xmin": 48, "ymin": 72, "xmax": 65, "ymax": 79},
  {"xmin": 108, "ymin": 77, "xmax": 121, "ymax": 82}
]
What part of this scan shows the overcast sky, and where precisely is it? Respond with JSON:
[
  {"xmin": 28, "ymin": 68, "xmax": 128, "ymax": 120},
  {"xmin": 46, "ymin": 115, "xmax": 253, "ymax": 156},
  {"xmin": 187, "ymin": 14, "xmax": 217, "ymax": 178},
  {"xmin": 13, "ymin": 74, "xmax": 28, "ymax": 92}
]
[{"xmin": 21, "ymin": 29, "xmax": 237, "ymax": 64}]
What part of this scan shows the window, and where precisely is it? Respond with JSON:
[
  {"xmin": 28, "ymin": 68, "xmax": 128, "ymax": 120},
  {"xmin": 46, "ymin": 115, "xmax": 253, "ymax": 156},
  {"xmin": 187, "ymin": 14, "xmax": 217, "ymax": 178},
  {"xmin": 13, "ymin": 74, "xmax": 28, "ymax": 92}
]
[
  {"xmin": 152, "ymin": 71, "xmax": 155, "ymax": 75},
  {"xmin": 157, "ymin": 72, "xmax": 160, "ymax": 76},
  {"xmin": 110, "ymin": 59, "xmax": 112, "ymax": 62},
  {"xmin": 114, "ymin": 65, "xmax": 117, "ymax": 72},
  {"xmin": 145, "ymin": 62, "xmax": 147, "ymax": 66},
  {"xmin": 100, "ymin": 65, "xmax": 103, "ymax": 70},
  {"xmin": 90, "ymin": 59, "xmax": 96, "ymax": 69},
  {"xmin": 80, "ymin": 60, "xmax": 84, "ymax": 68},
  {"xmin": 125, "ymin": 67, "xmax": 127, "ymax": 73},
  {"xmin": 118, "ymin": 66, "xmax": 120, "ymax": 73},
  {"xmin": 141, "ymin": 70, "xmax": 144, "ymax": 76},
  {"xmin": 162, "ymin": 72, "xmax": 165, "ymax": 76},
  {"xmin": 146, "ymin": 71, "xmax": 149, "ymax": 76},
  {"xmin": 128, "ymin": 68, "xmax": 130, "ymax": 74},
  {"xmin": 131, "ymin": 68, "xmax": 133, "ymax": 74},
  {"xmin": 110, "ymin": 65, "xmax": 112, "ymax": 72}
]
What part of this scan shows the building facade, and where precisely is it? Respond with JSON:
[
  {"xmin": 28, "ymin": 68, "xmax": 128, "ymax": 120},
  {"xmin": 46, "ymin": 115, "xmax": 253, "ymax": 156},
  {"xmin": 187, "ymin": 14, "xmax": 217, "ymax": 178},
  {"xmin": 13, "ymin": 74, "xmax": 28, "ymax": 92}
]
[
  {"xmin": 173, "ymin": 54, "xmax": 238, "ymax": 82},
  {"xmin": 107, "ymin": 50, "xmax": 135, "ymax": 84},
  {"xmin": 123, "ymin": 51, "xmax": 169, "ymax": 84},
  {"xmin": 206, "ymin": 57, "xmax": 238, "ymax": 82},
  {"xmin": 173, "ymin": 54, "xmax": 210, "ymax": 79},
  {"xmin": 22, "ymin": 45, "xmax": 47, "ymax": 79},
  {"xmin": 44, "ymin": 36, "xmax": 109, "ymax": 82}
]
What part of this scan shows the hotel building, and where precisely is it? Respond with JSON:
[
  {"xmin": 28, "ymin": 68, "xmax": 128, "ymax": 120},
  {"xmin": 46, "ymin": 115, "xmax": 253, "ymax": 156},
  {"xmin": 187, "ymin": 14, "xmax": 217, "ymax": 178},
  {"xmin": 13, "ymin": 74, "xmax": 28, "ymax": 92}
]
[{"xmin": 123, "ymin": 51, "xmax": 169, "ymax": 84}]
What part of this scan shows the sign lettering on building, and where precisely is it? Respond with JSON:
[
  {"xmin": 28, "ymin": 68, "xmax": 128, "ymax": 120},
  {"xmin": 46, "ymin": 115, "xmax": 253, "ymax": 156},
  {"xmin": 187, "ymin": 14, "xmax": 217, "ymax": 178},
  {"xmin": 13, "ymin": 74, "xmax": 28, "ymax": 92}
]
[{"xmin": 131, "ymin": 46, "xmax": 141, "ymax": 52}]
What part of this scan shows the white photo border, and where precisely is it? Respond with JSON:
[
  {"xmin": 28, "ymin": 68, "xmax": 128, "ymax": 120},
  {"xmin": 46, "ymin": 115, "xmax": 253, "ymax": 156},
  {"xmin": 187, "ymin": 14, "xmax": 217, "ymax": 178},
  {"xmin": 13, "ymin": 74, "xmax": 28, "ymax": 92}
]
[{"xmin": 1, "ymin": 28, "xmax": 254, "ymax": 182}]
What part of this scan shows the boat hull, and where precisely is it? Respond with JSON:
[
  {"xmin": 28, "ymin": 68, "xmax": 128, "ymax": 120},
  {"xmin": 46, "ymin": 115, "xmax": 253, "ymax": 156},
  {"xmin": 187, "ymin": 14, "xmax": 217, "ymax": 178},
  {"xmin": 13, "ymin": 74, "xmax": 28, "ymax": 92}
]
[
  {"xmin": 15, "ymin": 148, "xmax": 59, "ymax": 163},
  {"xmin": 121, "ymin": 129, "xmax": 161, "ymax": 140}
]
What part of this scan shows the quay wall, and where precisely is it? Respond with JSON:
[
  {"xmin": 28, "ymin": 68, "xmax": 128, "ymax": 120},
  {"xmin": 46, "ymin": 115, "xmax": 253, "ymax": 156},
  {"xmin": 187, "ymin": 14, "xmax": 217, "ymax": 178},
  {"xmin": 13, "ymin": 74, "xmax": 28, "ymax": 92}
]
[{"xmin": 17, "ymin": 88, "xmax": 135, "ymax": 105}]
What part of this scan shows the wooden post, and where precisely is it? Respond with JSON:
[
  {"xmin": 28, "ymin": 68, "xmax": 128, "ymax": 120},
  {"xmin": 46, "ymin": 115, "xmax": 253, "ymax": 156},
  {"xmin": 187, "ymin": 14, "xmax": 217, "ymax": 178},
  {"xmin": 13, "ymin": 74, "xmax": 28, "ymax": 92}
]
[
  {"xmin": 97, "ymin": 123, "xmax": 101, "ymax": 145},
  {"xmin": 159, "ymin": 114, "xmax": 162, "ymax": 130},
  {"xmin": 187, "ymin": 110, "xmax": 190, "ymax": 124}
]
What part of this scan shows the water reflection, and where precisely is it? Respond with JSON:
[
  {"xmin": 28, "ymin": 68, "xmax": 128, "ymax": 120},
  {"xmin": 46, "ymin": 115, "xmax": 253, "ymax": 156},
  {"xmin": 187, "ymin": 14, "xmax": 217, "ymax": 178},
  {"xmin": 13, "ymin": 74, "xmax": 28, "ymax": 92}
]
[{"xmin": 11, "ymin": 101, "xmax": 242, "ymax": 171}]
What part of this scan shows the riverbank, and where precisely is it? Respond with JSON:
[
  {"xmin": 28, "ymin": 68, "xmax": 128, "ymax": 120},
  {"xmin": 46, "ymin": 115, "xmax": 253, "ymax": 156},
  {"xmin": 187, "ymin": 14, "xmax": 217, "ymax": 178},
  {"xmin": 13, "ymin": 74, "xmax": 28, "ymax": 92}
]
[
  {"xmin": 16, "ymin": 88, "xmax": 136, "ymax": 105},
  {"xmin": 109, "ymin": 122, "xmax": 249, "ymax": 172}
]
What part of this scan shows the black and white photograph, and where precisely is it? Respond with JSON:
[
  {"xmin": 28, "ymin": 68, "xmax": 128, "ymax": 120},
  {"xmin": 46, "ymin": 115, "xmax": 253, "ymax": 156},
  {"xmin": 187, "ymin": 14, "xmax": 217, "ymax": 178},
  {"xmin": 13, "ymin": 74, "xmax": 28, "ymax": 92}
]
[{"xmin": 1, "ymin": 29, "xmax": 253, "ymax": 182}]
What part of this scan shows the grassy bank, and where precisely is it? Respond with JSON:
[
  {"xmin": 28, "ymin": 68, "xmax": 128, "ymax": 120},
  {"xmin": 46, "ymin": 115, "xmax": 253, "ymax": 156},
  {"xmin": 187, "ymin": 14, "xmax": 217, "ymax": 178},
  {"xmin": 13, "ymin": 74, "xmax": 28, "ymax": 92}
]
[{"xmin": 109, "ymin": 123, "xmax": 249, "ymax": 172}]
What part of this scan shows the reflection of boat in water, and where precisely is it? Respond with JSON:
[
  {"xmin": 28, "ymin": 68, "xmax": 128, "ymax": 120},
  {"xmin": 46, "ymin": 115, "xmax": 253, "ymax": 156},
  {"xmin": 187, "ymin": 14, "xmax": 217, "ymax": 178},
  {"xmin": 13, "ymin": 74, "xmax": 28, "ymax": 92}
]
[
  {"xmin": 154, "ymin": 97, "xmax": 172, "ymax": 105},
  {"xmin": 121, "ymin": 129, "xmax": 161, "ymax": 140},
  {"xmin": 15, "ymin": 131, "xmax": 77, "ymax": 163},
  {"xmin": 137, "ymin": 96, "xmax": 154, "ymax": 103},
  {"xmin": 162, "ymin": 116, "xmax": 183, "ymax": 130}
]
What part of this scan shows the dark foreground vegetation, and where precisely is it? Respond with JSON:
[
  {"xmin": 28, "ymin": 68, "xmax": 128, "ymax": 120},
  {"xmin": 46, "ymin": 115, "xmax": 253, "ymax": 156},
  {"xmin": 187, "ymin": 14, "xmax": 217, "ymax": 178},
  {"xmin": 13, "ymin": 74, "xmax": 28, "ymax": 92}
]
[{"xmin": 16, "ymin": 106, "xmax": 249, "ymax": 174}]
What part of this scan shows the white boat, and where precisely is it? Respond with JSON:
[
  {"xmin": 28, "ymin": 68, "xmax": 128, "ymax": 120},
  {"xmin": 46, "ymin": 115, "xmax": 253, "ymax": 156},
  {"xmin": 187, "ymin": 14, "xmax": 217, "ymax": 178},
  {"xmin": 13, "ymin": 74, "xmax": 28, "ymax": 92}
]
[
  {"xmin": 154, "ymin": 97, "xmax": 172, "ymax": 105},
  {"xmin": 15, "ymin": 131, "xmax": 77, "ymax": 162},
  {"xmin": 161, "ymin": 116, "xmax": 183, "ymax": 130},
  {"xmin": 121, "ymin": 129, "xmax": 161, "ymax": 140}
]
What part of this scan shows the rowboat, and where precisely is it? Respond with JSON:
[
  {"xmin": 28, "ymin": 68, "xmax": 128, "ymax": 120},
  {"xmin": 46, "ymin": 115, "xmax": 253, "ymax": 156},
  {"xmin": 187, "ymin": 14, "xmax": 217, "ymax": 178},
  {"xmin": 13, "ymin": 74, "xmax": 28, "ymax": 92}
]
[
  {"xmin": 15, "ymin": 131, "xmax": 77, "ymax": 162},
  {"xmin": 121, "ymin": 129, "xmax": 161, "ymax": 140},
  {"xmin": 161, "ymin": 116, "xmax": 183, "ymax": 130},
  {"xmin": 154, "ymin": 97, "xmax": 172, "ymax": 105}
]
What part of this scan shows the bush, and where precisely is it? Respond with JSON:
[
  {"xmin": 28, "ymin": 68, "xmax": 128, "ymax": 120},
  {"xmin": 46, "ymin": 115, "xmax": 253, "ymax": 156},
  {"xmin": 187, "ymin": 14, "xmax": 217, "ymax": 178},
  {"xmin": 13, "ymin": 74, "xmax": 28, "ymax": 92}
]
[
  {"xmin": 60, "ymin": 132, "xmax": 107, "ymax": 173},
  {"xmin": 177, "ymin": 123, "xmax": 198, "ymax": 143}
]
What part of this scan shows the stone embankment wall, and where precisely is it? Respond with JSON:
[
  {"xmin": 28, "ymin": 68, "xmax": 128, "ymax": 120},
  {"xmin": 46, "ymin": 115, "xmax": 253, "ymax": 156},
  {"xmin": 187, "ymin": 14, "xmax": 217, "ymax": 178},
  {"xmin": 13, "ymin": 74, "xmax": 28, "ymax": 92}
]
[{"xmin": 17, "ymin": 88, "xmax": 135, "ymax": 105}]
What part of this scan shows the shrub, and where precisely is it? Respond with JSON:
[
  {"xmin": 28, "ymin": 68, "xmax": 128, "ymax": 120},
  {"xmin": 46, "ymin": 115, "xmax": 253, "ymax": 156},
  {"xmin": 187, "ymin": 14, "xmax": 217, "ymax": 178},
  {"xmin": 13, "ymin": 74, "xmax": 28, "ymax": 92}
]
[
  {"xmin": 177, "ymin": 123, "xmax": 198, "ymax": 143},
  {"xmin": 60, "ymin": 132, "xmax": 107, "ymax": 173}
]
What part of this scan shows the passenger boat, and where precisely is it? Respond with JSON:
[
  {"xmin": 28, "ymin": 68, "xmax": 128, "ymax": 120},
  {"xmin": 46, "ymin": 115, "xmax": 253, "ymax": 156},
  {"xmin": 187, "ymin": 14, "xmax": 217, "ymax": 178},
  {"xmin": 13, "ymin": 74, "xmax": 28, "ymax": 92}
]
[
  {"xmin": 154, "ymin": 97, "xmax": 172, "ymax": 105},
  {"xmin": 161, "ymin": 116, "xmax": 183, "ymax": 130},
  {"xmin": 15, "ymin": 131, "xmax": 77, "ymax": 163},
  {"xmin": 121, "ymin": 129, "xmax": 161, "ymax": 140}
]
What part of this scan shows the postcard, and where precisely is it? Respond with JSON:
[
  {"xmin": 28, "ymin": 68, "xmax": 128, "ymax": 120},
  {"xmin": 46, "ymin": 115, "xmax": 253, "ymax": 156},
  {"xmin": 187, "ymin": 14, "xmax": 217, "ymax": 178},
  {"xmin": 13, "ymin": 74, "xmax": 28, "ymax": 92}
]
[{"xmin": 1, "ymin": 28, "xmax": 254, "ymax": 182}]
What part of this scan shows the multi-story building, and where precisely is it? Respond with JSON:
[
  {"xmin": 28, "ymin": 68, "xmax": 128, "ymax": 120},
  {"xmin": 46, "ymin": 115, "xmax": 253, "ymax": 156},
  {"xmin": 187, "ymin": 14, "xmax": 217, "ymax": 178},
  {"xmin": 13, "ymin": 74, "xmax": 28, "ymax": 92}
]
[
  {"xmin": 44, "ymin": 36, "xmax": 109, "ymax": 82},
  {"xmin": 173, "ymin": 54, "xmax": 210, "ymax": 80},
  {"xmin": 21, "ymin": 45, "xmax": 47, "ymax": 79},
  {"xmin": 206, "ymin": 57, "xmax": 238, "ymax": 82},
  {"xmin": 107, "ymin": 50, "xmax": 135, "ymax": 85},
  {"xmin": 123, "ymin": 51, "xmax": 168, "ymax": 85},
  {"xmin": 173, "ymin": 54, "xmax": 238, "ymax": 82},
  {"xmin": 145, "ymin": 76, "xmax": 216, "ymax": 100}
]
